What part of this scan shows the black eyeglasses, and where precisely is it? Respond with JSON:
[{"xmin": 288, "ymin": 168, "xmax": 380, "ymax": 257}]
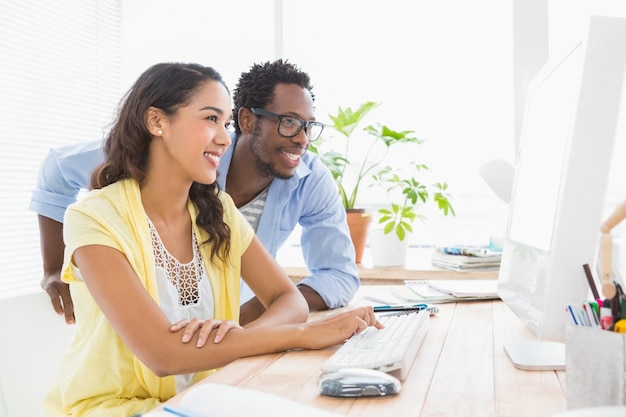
[{"xmin": 250, "ymin": 108, "xmax": 325, "ymax": 142}]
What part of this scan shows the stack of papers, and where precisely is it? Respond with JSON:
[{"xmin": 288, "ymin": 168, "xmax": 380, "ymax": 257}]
[
  {"xmin": 403, "ymin": 280, "xmax": 500, "ymax": 303},
  {"xmin": 150, "ymin": 383, "xmax": 343, "ymax": 417},
  {"xmin": 431, "ymin": 246, "xmax": 502, "ymax": 271}
]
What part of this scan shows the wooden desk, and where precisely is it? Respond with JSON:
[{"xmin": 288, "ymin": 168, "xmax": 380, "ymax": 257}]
[{"xmin": 149, "ymin": 285, "xmax": 567, "ymax": 417}]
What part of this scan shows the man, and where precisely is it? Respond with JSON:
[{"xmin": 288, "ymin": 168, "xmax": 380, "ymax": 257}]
[{"xmin": 29, "ymin": 60, "xmax": 360, "ymax": 325}]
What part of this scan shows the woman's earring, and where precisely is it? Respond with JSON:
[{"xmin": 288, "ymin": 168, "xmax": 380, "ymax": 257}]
[{"xmin": 157, "ymin": 129, "xmax": 163, "ymax": 135}]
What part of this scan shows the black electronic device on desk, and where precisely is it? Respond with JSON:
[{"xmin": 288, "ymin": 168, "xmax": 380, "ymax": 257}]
[{"xmin": 318, "ymin": 368, "xmax": 401, "ymax": 398}]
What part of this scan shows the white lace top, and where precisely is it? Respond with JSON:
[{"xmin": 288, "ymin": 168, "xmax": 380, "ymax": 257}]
[{"xmin": 147, "ymin": 217, "xmax": 214, "ymax": 393}]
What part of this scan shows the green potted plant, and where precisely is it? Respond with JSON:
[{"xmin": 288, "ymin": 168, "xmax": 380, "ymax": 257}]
[
  {"xmin": 310, "ymin": 101, "xmax": 423, "ymax": 262},
  {"xmin": 372, "ymin": 163, "xmax": 456, "ymax": 241},
  {"xmin": 368, "ymin": 163, "xmax": 455, "ymax": 266}
]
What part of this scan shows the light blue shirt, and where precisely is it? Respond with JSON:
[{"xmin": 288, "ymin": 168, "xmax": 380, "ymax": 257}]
[
  {"xmin": 29, "ymin": 140, "xmax": 105, "ymax": 223},
  {"xmin": 29, "ymin": 138, "xmax": 360, "ymax": 308}
]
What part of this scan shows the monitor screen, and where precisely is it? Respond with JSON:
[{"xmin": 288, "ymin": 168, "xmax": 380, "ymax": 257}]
[{"xmin": 497, "ymin": 15, "xmax": 626, "ymax": 370}]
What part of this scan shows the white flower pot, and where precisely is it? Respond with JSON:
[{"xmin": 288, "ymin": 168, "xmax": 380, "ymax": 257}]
[{"xmin": 369, "ymin": 227, "xmax": 408, "ymax": 267}]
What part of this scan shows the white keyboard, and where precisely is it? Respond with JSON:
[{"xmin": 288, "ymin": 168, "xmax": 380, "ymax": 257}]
[{"xmin": 321, "ymin": 309, "xmax": 430, "ymax": 381}]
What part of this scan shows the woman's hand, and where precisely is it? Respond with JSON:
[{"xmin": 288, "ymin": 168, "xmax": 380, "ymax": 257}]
[
  {"xmin": 170, "ymin": 318, "xmax": 242, "ymax": 347},
  {"xmin": 302, "ymin": 306, "xmax": 383, "ymax": 350}
]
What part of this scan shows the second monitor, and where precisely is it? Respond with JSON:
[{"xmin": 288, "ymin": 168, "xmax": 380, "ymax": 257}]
[{"xmin": 497, "ymin": 15, "xmax": 626, "ymax": 370}]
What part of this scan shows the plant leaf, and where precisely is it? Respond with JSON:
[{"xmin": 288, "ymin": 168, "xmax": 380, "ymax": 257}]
[
  {"xmin": 383, "ymin": 221, "xmax": 395, "ymax": 235},
  {"xmin": 395, "ymin": 225, "xmax": 406, "ymax": 241}
]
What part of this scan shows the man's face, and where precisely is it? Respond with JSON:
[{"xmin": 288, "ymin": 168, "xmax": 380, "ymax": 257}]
[{"xmin": 247, "ymin": 83, "xmax": 317, "ymax": 180}]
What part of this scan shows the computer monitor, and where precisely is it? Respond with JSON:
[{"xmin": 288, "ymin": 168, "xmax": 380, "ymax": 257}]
[{"xmin": 497, "ymin": 15, "xmax": 626, "ymax": 370}]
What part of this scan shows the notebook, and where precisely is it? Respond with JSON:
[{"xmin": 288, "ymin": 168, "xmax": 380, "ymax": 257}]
[{"xmin": 149, "ymin": 383, "xmax": 343, "ymax": 417}]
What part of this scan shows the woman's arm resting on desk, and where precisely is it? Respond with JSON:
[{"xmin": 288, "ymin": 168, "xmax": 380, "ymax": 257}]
[
  {"xmin": 75, "ymin": 244, "xmax": 380, "ymax": 377},
  {"xmin": 170, "ymin": 318, "xmax": 242, "ymax": 346}
]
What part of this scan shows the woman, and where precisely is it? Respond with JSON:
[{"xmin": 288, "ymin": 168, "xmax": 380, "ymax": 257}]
[{"xmin": 44, "ymin": 63, "xmax": 380, "ymax": 416}]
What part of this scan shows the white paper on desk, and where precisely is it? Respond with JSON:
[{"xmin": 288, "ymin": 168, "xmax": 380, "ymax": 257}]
[
  {"xmin": 398, "ymin": 281, "xmax": 461, "ymax": 303},
  {"xmin": 404, "ymin": 280, "xmax": 500, "ymax": 302},
  {"xmin": 152, "ymin": 383, "xmax": 343, "ymax": 417},
  {"xmin": 426, "ymin": 280, "xmax": 499, "ymax": 298}
]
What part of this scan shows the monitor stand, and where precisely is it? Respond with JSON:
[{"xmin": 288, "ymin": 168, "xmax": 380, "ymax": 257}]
[{"xmin": 503, "ymin": 341, "xmax": 566, "ymax": 371}]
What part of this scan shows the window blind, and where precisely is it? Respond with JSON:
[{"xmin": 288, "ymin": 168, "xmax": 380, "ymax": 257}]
[{"xmin": 0, "ymin": 0, "xmax": 125, "ymax": 299}]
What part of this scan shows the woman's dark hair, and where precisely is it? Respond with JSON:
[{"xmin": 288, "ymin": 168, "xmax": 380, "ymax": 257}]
[
  {"xmin": 92, "ymin": 62, "xmax": 231, "ymax": 263},
  {"xmin": 232, "ymin": 59, "xmax": 315, "ymax": 135}
]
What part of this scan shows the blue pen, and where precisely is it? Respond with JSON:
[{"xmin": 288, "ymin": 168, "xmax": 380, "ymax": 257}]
[
  {"xmin": 163, "ymin": 405, "xmax": 205, "ymax": 417},
  {"xmin": 373, "ymin": 303, "xmax": 428, "ymax": 312},
  {"xmin": 566, "ymin": 304, "xmax": 580, "ymax": 326}
]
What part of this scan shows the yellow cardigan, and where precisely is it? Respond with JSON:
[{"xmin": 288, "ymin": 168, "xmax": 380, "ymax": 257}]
[{"xmin": 45, "ymin": 179, "xmax": 254, "ymax": 417}]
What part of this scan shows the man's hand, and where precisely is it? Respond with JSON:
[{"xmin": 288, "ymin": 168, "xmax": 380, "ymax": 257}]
[
  {"xmin": 38, "ymin": 215, "xmax": 75, "ymax": 324},
  {"xmin": 41, "ymin": 272, "xmax": 75, "ymax": 324}
]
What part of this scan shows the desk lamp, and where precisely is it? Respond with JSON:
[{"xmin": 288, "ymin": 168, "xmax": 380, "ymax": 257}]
[
  {"xmin": 478, "ymin": 158, "xmax": 515, "ymax": 204},
  {"xmin": 478, "ymin": 158, "xmax": 514, "ymax": 250}
]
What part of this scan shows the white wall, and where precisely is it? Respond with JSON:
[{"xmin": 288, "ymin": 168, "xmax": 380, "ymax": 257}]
[{"xmin": 120, "ymin": 0, "xmax": 277, "ymax": 97}]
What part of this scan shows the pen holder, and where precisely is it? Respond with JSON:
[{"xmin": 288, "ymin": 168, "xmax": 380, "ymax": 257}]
[{"xmin": 565, "ymin": 325, "xmax": 626, "ymax": 409}]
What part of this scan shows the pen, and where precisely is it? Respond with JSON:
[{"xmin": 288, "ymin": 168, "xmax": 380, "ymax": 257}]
[
  {"xmin": 582, "ymin": 302, "xmax": 599, "ymax": 327},
  {"xmin": 566, "ymin": 304, "xmax": 580, "ymax": 326},
  {"xmin": 373, "ymin": 303, "xmax": 428, "ymax": 312},
  {"xmin": 163, "ymin": 405, "xmax": 204, "ymax": 417}
]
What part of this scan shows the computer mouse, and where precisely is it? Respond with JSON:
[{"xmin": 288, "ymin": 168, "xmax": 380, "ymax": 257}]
[{"xmin": 318, "ymin": 368, "xmax": 401, "ymax": 397}]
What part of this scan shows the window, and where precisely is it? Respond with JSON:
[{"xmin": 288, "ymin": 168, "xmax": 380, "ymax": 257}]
[{"xmin": 0, "ymin": 0, "xmax": 127, "ymax": 298}]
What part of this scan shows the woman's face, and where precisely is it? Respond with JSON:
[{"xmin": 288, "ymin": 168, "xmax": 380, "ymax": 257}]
[{"xmin": 161, "ymin": 80, "xmax": 232, "ymax": 185}]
